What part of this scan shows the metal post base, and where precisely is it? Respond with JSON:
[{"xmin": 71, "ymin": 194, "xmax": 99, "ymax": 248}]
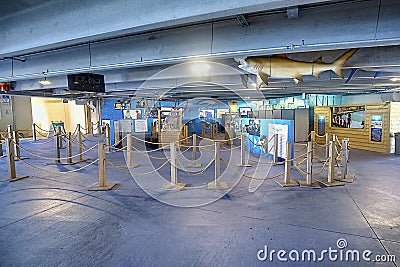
[
  {"xmin": 318, "ymin": 179, "xmax": 345, "ymax": 187},
  {"xmin": 163, "ymin": 182, "xmax": 188, "ymax": 191},
  {"xmin": 275, "ymin": 180, "xmax": 299, "ymax": 187},
  {"xmin": 9, "ymin": 175, "xmax": 29, "ymax": 182},
  {"xmin": 88, "ymin": 182, "xmax": 118, "ymax": 191},
  {"xmin": 298, "ymin": 180, "xmax": 322, "ymax": 189},
  {"xmin": 207, "ymin": 181, "xmax": 230, "ymax": 190}
]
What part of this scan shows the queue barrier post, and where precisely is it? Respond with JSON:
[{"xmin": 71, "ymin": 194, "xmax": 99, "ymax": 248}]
[
  {"xmin": 4, "ymin": 137, "xmax": 28, "ymax": 182},
  {"xmin": 318, "ymin": 140, "xmax": 345, "ymax": 187},
  {"xmin": 325, "ymin": 133, "xmax": 331, "ymax": 160},
  {"xmin": 12, "ymin": 131, "xmax": 21, "ymax": 160},
  {"xmin": 67, "ymin": 132, "xmax": 73, "ymax": 164},
  {"xmin": 187, "ymin": 133, "xmax": 201, "ymax": 168},
  {"xmin": 237, "ymin": 133, "xmax": 251, "ymax": 167},
  {"xmin": 7, "ymin": 125, "xmax": 12, "ymax": 139},
  {"xmin": 276, "ymin": 142, "xmax": 298, "ymax": 187},
  {"xmin": 335, "ymin": 138, "xmax": 355, "ymax": 183},
  {"xmin": 298, "ymin": 141, "xmax": 321, "ymax": 188},
  {"xmin": 164, "ymin": 142, "xmax": 187, "ymax": 190},
  {"xmin": 126, "ymin": 133, "xmax": 139, "ymax": 168},
  {"xmin": 88, "ymin": 141, "xmax": 117, "ymax": 191},
  {"xmin": 201, "ymin": 122, "xmax": 205, "ymax": 138},
  {"xmin": 32, "ymin": 123, "xmax": 37, "ymax": 141},
  {"xmin": 105, "ymin": 124, "xmax": 111, "ymax": 152},
  {"xmin": 0, "ymin": 140, "xmax": 3, "ymax": 157},
  {"xmin": 273, "ymin": 133, "xmax": 279, "ymax": 164},
  {"xmin": 54, "ymin": 127, "xmax": 61, "ymax": 163},
  {"xmin": 208, "ymin": 141, "xmax": 229, "ymax": 189}
]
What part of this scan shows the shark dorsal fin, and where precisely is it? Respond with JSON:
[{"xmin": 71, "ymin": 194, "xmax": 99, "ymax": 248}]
[
  {"xmin": 274, "ymin": 54, "xmax": 287, "ymax": 58},
  {"xmin": 313, "ymin": 56, "xmax": 323, "ymax": 63}
]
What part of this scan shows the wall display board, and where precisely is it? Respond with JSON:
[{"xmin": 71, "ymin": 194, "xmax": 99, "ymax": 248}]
[
  {"xmin": 331, "ymin": 106, "xmax": 365, "ymax": 128},
  {"xmin": 235, "ymin": 118, "xmax": 294, "ymax": 160},
  {"xmin": 199, "ymin": 109, "xmax": 214, "ymax": 119},
  {"xmin": 239, "ymin": 107, "xmax": 252, "ymax": 117},
  {"xmin": 317, "ymin": 115, "xmax": 326, "ymax": 136},
  {"xmin": 2, "ymin": 95, "xmax": 10, "ymax": 105},
  {"xmin": 370, "ymin": 115, "xmax": 383, "ymax": 142},
  {"xmin": 268, "ymin": 124, "xmax": 289, "ymax": 159},
  {"xmin": 134, "ymin": 119, "xmax": 148, "ymax": 133}
]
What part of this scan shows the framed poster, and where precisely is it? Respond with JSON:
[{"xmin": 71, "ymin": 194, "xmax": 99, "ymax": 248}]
[
  {"xmin": 331, "ymin": 105, "xmax": 365, "ymax": 128},
  {"xmin": 268, "ymin": 124, "xmax": 288, "ymax": 159},
  {"xmin": 370, "ymin": 115, "xmax": 383, "ymax": 142}
]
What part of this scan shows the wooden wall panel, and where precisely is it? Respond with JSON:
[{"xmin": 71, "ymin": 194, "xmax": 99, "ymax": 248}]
[{"xmin": 314, "ymin": 103, "xmax": 391, "ymax": 153}]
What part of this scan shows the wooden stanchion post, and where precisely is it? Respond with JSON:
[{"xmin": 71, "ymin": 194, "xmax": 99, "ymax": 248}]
[
  {"xmin": 335, "ymin": 138, "xmax": 355, "ymax": 183},
  {"xmin": 32, "ymin": 123, "xmax": 37, "ymax": 141},
  {"xmin": 54, "ymin": 127, "xmax": 61, "ymax": 163},
  {"xmin": 325, "ymin": 133, "xmax": 331, "ymax": 160},
  {"xmin": 105, "ymin": 124, "xmax": 111, "ymax": 152},
  {"xmin": 237, "ymin": 133, "xmax": 251, "ymax": 167},
  {"xmin": 318, "ymin": 140, "xmax": 345, "ymax": 187},
  {"xmin": 126, "ymin": 133, "xmax": 139, "ymax": 168},
  {"xmin": 77, "ymin": 124, "xmax": 83, "ymax": 161},
  {"xmin": 298, "ymin": 141, "xmax": 321, "ymax": 188},
  {"xmin": 12, "ymin": 131, "xmax": 21, "ymax": 160},
  {"xmin": 276, "ymin": 142, "xmax": 298, "ymax": 187},
  {"xmin": 201, "ymin": 122, "xmax": 205, "ymax": 138},
  {"xmin": 88, "ymin": 141, "xmax": 117, "ymax": 191},
  {"xmin": 67, "ymin": 132, "xmax": 73, "ymax": 164},
  {"xmin": 188, "ymin": 133, "xmax": 201, "ymax": 168},
  {"xmin": 208, "ymin": 141, "xmax": 229, "ymax": 189},
  {"xmin": 273, "ymin": 133, "xmax": 279, "ymax": 164},
  {"xmin": 7, "ymin": 125, "xmax": 12, "ymax": 139},
  {"xmin": 0, "ymin": 140, "xmax": 3, "ymax": 157},
  {"xmin": 164, "ymin": 142, "xmax": 187, "ymax": 190},
  {"xmin": 5, "ymin": 137, "xmax": 28, "ymax": 182}
]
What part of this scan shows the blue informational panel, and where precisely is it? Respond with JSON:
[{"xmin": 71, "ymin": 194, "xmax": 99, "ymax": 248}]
[
  {"xmin": 317, "ymin": 115, "xmax": 326, "ymax": 136},
  {"xmin": 235, "ymin": 118, "xmax": 294, "ymax": 161}
]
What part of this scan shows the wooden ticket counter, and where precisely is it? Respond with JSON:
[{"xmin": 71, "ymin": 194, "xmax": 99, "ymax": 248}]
[{"xmin": 314, "ymin": 102, "xmax": 400, "ymax": 153}]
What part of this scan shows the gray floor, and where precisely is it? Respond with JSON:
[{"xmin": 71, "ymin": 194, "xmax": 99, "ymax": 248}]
[{"xmin": 0, "ymin": 137, "xmax": 399, "ymax": 267}]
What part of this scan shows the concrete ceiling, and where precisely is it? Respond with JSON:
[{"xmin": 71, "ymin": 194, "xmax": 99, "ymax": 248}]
[{"xmin": 1, "ymin": 0, "xmax": 400, "ymax": 100}]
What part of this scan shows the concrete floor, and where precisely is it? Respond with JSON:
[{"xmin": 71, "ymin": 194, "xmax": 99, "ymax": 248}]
[{"xmin": 0, "ymin": 137, "xmax": 399, "ymax": 266}]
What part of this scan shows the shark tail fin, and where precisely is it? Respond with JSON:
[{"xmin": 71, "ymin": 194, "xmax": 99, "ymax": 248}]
[{"xmin": 331, "ymin": 48, "xmax": 359, "ymax": 78}]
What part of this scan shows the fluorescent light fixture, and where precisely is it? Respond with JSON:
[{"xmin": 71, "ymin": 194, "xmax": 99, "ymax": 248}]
[
  {"xmin": 39, "ymin": 76, "xmax": 52, "ymax": 85},
  {"xmin": 191, "ymin": 62, "xmax": 210, "ymax": 75},
  {"xmin": 390, "ymin": 77, "xmax": 400, "ymax": 82}
]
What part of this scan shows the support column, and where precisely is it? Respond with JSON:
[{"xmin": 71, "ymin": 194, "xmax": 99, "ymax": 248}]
[
  {"xmin": 32, "ymin": 123, "xmax": 37, "ymax": 141},
  {"xmin": 237, "ymin": 133, "xmax": 251, "ymax": 167},
  {"xmin": 5, "ymin": 137, "xmax": 28, "ymax": 182},
  {"xmin": 164, "ymin": 142, "xmax": 187, "ymax": 190},
  {"xmin": 88, "ymin": 141, "xmax": 117, "ymax": 190},
  {"xmin": 208, "ymin": 141, "xmax": 229, "ymax": 189},
  {"xmin": 276, "ymin": 142, "xmax": 298, "ymax": 187}
]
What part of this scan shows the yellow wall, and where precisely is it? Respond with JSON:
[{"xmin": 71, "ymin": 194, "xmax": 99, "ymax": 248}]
[
  {"xmin": 31, "ymin": 97, "xmax": 86, "ymax": 133},
  {"xmin": 314, "ymin": 103, "xmax": 391, "ymax": 153}
]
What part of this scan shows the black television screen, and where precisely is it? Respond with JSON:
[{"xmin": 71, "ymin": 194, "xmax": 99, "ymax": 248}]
[{"xmin": 67, "ymin": 73, "xmax": 105, "ymax": 93}]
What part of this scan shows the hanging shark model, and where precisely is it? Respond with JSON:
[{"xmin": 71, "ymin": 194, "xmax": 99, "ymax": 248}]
[{"xmin": 235, "ymin": 48, "xmax": 358, "ymax": 88}]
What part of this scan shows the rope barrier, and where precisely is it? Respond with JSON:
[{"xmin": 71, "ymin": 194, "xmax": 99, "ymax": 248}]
[
  {"xmin": 15, "ymin": 142, "xmax": 98, "ymax": 160},
  {"xmin": 34, "ymin": 124, "xmax": 51, "ymax": 133},
  {"xmin": 176, "ymin": 157, "xmax": 215, "ymax": 177},
  {"xmin": 106, "ymin": 159, "xmax": 169, "ymax": 176},
  {"xmin": 130, "ymin": 145, "xmax": 169, "ymax": 160},
  {"xmin": 17, "ymin": 157, "xmax": 99, "ymax": 174},
  {"xmin": 220, "ymin": 158, "xmax": 285, "ymax": 180}
]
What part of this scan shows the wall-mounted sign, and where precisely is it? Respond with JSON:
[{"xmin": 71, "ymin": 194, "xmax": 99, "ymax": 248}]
[
  {"xmin": 268, "ymin": 124, "xmax": 288, "ymax": 159},
  {"xmin": 370, "ymin": 115, "xmax": 383, "ymax": 142},
  {"xmin": 2, "ymin": 95, "xmax": 10, "ymax": 105},
  {"xmin": 115, "ymin": 102, "xmax": 130, "ymax": 110},
  {"xmin": 135, "ymin": 119, "xmax": 148, "ymax": 133}
]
